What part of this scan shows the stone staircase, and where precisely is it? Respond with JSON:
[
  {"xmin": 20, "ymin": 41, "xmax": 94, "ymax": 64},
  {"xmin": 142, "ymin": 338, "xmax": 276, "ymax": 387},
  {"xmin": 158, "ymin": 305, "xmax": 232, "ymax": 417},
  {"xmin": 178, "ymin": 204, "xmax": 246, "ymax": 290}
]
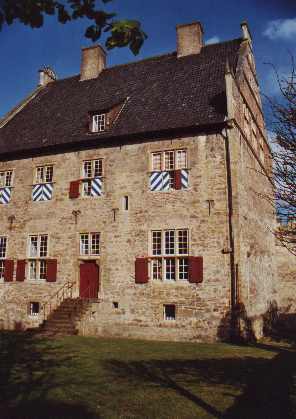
[{"xmin": 38, "ymin": 298, "xmax": 93, "ymax": 337}]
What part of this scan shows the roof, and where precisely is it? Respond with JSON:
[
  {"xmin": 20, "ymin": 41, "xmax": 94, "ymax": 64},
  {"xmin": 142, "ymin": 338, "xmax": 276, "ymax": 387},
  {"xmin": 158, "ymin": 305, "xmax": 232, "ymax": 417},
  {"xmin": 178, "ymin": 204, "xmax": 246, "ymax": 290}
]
[{"xmin": 0, "ymin": 38, "xmax": 243, "ymax": 157}]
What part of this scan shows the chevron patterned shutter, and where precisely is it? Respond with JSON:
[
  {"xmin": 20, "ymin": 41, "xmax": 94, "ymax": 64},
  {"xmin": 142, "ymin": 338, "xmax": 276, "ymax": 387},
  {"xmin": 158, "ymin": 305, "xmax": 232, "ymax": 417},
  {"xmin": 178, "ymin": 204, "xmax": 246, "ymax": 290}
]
[
  {"xmin": 174, "ymin": 170, "xmax": 182, "ymax": 190},
  {"xmin": 181, "ymin": 169, "xmax": 189, "ymax": 189},
  {"xmin": 135, "ymin": 258, "xmax": 149, "ymax": 284},
  {"xmin": 46, "ymin": 259, "xmax": 57, "ymax": 282},
  {"xmin": 188, "ymin": 257, "xmax": 203, "ymax": 283},
  {"xmin": 69, "ymin": 180, "xmax": 80, "ymax": 199},
  {"xmin": 16, "ymin": 260, "xmax": 26, "ymax": 282},
  {"xmin": 4, "ymin": 260, "xmax": 14, "ymax": 282},
  {"xmin": 0, "ymin": 187, "xmax": 12, "ymax": 204},
  {"xmin": 91, "ymin": 177, "xmax": 102, "ymax": 196}
]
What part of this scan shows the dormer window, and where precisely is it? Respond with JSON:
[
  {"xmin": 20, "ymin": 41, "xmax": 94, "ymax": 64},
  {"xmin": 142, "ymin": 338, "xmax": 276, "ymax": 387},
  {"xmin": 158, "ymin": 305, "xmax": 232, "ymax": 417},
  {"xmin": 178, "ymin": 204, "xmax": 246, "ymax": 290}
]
[{"xmin": 91, "ymin": 113, "xmax": 106, "ymax": 133}]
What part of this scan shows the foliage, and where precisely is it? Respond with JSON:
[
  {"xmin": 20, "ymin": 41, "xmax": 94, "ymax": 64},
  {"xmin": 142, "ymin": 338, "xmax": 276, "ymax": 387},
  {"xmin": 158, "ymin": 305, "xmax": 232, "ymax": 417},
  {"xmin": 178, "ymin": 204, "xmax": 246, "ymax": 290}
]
[
  {"xmin": 268, "ymin": 59, "xmax": 296, "ymax": 254},
  {"xmin": 0, "ymin": 0, "xmax": 147, "ymax": 55}
]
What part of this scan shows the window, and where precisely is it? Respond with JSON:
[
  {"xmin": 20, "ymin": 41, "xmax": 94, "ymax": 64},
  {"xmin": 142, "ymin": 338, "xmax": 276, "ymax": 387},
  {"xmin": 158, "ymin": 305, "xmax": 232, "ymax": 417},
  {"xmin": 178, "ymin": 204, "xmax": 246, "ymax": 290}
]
[
  {"xmin": 82, "ymin": 160, "xmax": 103, "ymax": 197},
  {"xmin": 0, "ymin": 236, "xmax": 7, "ymax": 280},
  {"xmin": 91, "ymin": 114, "xmax": 106, "ymax": 133},
  {"xmin": 164, "ymin": 304, "xmax": 176, "ymax": 321},
  {"xmin": 80, "ymin": 233, "xmax": 100, "ymax": 256},
  {"xmin": 0, "ymin": 171, "xmax": 13, "ymax": 187},
  {"xmin": 29, "ymin": 302, "xmax": 40, "ymax": 316},
  {"xmin": 123, "ymin": 196, "xmax": 129, "ymax": 211},
  {"xmin": 35, "ymin": 166, "xmax": 53, "ymax": 184},
  {"xmin": 28, "ymin": 235, "xmax": 48, "ymax": 280},
  {"xmin": 150, "ymin": 149, "xmax": 188, "ymax": 191},
  {"xmin": 150, "ymin": 229, "xmax": 189, "ymax": 281}
]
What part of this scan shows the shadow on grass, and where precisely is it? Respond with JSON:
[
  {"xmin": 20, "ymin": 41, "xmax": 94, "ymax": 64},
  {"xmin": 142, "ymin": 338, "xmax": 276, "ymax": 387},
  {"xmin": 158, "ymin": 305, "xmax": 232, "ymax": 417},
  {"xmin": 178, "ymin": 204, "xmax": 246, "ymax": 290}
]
[
  {"xmin": 104, "ymin": 343, "xmax": 296, "ymax": 419},
  {"xmin": 0, "ymin": 331, "xmax": 99, "ymax": 419}
]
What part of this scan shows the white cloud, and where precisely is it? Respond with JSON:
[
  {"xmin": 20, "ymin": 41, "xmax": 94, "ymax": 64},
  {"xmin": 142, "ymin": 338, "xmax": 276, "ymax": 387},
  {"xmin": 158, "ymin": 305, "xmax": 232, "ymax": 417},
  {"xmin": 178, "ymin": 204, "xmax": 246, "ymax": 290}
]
[
  {"xmin": 263, "ymin": 18, "xmax": 296, "ymax": 40},
  {"xmin": 205, "ymin": 36, "xmax": 220, "ymax": 45}
]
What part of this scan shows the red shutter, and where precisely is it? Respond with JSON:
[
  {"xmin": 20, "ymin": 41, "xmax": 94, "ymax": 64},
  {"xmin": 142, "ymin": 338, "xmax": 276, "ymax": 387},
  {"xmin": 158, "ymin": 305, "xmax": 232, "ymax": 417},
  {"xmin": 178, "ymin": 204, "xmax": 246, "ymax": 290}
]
[
  {"xmin": 69, "ymin": 180, "xmax": 80, "ymax": 199},
  {"xmin": 4, "ymin": 260, "xmax": 14, "ymax": 282},
  {"xmin": 16, "ymin": 260, "xmax": 26, "ymax": 282},
  {"xmin": 174, "ymin": 170, "xmax": 182, "ymax": 190},
  {"xmin": 188, "ymin": 256, "xmax": 203, "ymax": 284},
  {"xmin": 46, "ymin": 259, "xmax": 57, "ymax": 282},
  {"xmin": 135, "ymin": 258, "xmax": 149, "ymax": 284}
]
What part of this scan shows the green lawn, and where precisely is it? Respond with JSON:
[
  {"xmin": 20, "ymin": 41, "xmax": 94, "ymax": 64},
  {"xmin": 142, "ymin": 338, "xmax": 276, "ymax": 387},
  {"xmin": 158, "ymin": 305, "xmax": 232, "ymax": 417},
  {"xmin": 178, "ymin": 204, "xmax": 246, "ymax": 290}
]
[{"xmin": 0, "ymin": 332, "xmax": 295, "ymax": 419}]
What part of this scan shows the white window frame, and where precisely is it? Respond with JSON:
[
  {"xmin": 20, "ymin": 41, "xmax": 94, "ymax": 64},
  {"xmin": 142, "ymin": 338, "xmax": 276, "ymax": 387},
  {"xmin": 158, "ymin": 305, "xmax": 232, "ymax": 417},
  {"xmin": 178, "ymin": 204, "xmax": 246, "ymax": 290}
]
[
  {"xmin": 0, "ymin": 170, "xmax": 13, "ymax": 188},
  {"xmin": 0, "ymin": 236, "xmax": 7, "ymax": 280},
  {"xmin": 79, "ymin": 232, "xmax": 100, "ymax": 256},
  {"xmin": 150, "ymin": 229, "xmax": 189, "ymax": 281},
  {"xmin": 151, "ymin": 149, "xmax": 188, "ymax": 172},
  {"xmin": 91, "ymin": 114, "xmax": 106, "ymax": 133},
  {"xmin": 27, "ymin": 234, "xmax": 49, "ymax": 281},
  {"xmin": 35, "ymin": 165, "xmax": 53, "ymax": 184}
]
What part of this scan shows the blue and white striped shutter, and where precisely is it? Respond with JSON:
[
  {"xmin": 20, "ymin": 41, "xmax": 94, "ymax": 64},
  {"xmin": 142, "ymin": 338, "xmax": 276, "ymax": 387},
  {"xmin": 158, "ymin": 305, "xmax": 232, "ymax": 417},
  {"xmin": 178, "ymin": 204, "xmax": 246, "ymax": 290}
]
[
  {"xmin": 32, "ymin": 184, "xmax": 53, "ymax": 201},
  {"xmin": 0, "ymin": 187, "xmax": 11, "ymax": 204},
  {"xmin": 91, "ymin": 177, "xmax": 102, "ymax": 197},
  {"xmin": 181, "ymin": 169, "xmax": 189, "ymax": 189},
  {"xmin": 150, "ymin": 172, "xmax": 170, "ymax": 191}
]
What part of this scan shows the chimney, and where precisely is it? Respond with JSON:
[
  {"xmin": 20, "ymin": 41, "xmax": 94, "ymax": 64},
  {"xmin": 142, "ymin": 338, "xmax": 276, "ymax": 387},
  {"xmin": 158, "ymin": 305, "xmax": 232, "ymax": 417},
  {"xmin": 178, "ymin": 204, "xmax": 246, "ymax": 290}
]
[
  {"xmin": 241, "ymin": 21, "xmax": 253, "ymax": 47},
  {"xmin": 177, "ymin": 22, "xmax": 204, "ymax": 58},
  {"xmin": 38, "ymin": 66, "xmax": 57, "ymax": 87},
  {"xmin": 80, "ymin": 44, "xmax": 106, "ymax": 81}
]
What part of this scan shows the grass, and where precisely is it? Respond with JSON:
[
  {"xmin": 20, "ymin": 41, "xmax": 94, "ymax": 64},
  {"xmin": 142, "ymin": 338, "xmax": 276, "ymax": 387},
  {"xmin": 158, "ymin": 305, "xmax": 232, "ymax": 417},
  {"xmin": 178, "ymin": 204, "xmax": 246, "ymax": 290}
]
[{"xmin": 0, "ymin": 332, "xmax": 295, "ymax": 418}]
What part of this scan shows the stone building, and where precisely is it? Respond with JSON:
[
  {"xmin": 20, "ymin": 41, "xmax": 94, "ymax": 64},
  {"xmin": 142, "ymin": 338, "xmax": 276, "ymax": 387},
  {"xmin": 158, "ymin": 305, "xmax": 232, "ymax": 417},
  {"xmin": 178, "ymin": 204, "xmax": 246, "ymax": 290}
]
[{"xmin": 0, "ymin": 21, "xmax": 278, "ymax": 341}]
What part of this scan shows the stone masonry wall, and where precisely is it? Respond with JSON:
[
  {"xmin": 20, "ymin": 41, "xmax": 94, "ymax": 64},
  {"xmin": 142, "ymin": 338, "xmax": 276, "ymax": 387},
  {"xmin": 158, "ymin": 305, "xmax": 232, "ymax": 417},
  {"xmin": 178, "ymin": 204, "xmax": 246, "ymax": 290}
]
[{"xmin": 0, "ymin": 133, "xmax": 233, "ymax": 341}]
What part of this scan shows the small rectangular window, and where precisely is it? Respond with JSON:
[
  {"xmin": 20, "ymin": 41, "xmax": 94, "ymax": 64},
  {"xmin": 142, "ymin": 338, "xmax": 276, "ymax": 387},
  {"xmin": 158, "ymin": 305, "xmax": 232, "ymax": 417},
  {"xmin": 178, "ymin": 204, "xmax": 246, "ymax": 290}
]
[
  {"xmin": 164, "ymin": 151, "xmax": 175, "ymax": 171},
  {"xmin": 164, "ymin": 304, "xmax": 175, "ymax": 321},
  {"xmin": 0, "ymin": 236, "xmax": 7, "ymax": 258},
  {"xmin": 29, "ymin": 302, "xmax": 40, "ymax": 316},
  {"xmin": 165, "ymin": 230, "xmax": 175, "ymax": 255},
  {"xmin": 152, "ymin": 153, "xmax": 162, "ymax": 171},
  {"xmin": 28, "ymin": 235, "xmax": 49, "ymax": 281},
  {"xmin": 123, "ymin": 196, "xmax": 129, "ymax": 211},
  {"xmin": 92, "ymin": 114, "xmax": 106, "ymax": 133},
  {"xmin": 152, "ymin": 231, "xmax": 162, "ymax": 255}
]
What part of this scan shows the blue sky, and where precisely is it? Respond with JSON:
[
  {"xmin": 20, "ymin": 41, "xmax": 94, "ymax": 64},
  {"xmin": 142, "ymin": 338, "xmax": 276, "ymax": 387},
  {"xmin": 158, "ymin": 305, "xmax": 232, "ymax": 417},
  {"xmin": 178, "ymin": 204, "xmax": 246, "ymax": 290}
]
[{"xmin": 0, "ymin": 0, "xmax": 295, "ymax": 117}]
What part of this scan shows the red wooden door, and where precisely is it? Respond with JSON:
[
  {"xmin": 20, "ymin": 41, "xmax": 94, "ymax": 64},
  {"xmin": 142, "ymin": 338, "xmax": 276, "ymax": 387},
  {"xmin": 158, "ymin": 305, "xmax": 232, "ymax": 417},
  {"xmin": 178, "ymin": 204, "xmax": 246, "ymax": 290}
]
[{"xmin": 79, "ymin": 262, "xmax": 99, "ymax": 299}]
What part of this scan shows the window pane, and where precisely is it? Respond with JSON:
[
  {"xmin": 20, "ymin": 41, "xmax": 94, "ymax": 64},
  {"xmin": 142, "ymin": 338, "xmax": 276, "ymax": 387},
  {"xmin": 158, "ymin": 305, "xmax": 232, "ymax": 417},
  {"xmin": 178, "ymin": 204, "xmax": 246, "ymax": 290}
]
[
  {"xmin": 165, "ymin": 258, "xmax": 176, "ymax": 280},
  {"xmin": 5, "ymin": 171, "xmax": 13, "ymax": 187},
  {"xmin": 152, "ymin": 231, "xmax": 162, "ymax": 255},
  {"xmin": 165, "ymin": 230, "xmax": 175, "ymax": 255},
  {"xmin": 45, "ymin": 166, "xmax": 53, "ymax": 183},
  {"xmin": 92, "ymin": 115, "xmax": 99, "ymax": 132},
  {"xmin": 0, "ymin": 172, "xmax": 5, "ymax": 187},
  {"xmin": 94, "ymin": 160, "xmax": 102, "ymax": 177},
  {"xmin": 152, "ymin": 258, "xmax": 162, "ymax": 280},
  {"xmin": 0, "ymin": 260, "xmax": 5, "ymax": 279},
  {"xmin": 29, "ymin": 236, "xmax": 38, "ymax": 258},
  {"xmin": 152, "ymin": 153, "xmax": 162, "ymax": 171},
  {"xmin": 168, "ymin": 172, "xmax": 175, "ymax": 189},
  {"xmin": 40, "ymin": 235, "xmax": 48, "ymax": 257},
  {"xmin": 164, "ymin": 151, "xmax": 175, "ymax": 170},
  {"xmin": 176, "ymin": 150, "xmax": 187, "ymax": 169},
  {"xmin": 30, "ymin": 302, "xmax": 40, "ymax": 316},
  {"xmin": 36, "ymin": 167, "xmax": 44, "ymax": 184},
  {"xmin": 91, "ymin": 233, "xmax": 100, "ymax": 255},
  {"xmin": 98, "ymin": 114, "xmax": 106, "ymax": 132},
  {"xmin": 29, "ymin": 260, "xmax": 37, "ymax": 279},
  {"xmin": 179, "ymin": 258, "xmax": 189, "ymax": 280},
  {"xmin": 83, "ymin": 180, "xmax": 92, "ymax": 196},
  {"xmin": 83, "ymin": 161, "xmax": 92, "ymax": 178},
  {"xmin": 178, "ymin": 230, "xmax": 188, "ymax": 255},
  {"xmin": 80, "ymin": 234, "xmax": 89, "ymax": 255},
  {"xmin": 39, "ymin": 260, "xmax": 47, "ymax": 280},
  {"xmin": 0, "ymin": 237, "xmax": 7, "ymax": 258}
]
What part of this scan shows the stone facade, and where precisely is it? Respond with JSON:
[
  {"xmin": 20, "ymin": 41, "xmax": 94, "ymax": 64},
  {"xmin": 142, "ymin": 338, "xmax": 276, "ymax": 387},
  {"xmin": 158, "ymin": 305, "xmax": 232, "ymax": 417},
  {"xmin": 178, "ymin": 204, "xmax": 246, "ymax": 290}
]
[{"xmin": 0, "ymin": 21, "xmax": 284, "ymax": 342}]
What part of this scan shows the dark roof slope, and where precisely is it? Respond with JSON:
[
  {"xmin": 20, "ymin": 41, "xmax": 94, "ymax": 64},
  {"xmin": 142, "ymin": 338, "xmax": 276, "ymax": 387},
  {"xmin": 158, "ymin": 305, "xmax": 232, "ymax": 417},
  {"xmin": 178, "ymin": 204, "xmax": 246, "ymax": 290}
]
[{"xmin": 0, "ymin": 38, "xmax": 242, "ymax": 156}]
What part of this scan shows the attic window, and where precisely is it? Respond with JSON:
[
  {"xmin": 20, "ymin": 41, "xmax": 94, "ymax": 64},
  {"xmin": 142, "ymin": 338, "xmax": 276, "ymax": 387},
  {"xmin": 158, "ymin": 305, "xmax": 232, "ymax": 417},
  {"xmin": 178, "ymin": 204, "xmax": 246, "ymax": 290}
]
[{"xmin": 91, "ymin": 113, "xmax": 106, "ymax": 133}]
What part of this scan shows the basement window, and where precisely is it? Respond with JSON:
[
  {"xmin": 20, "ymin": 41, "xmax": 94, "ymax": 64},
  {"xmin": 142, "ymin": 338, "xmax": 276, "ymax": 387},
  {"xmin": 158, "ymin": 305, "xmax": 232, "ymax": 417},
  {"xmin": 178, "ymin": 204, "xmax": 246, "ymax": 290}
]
[
  {"xmin": 29, "ymin": 302, "xmax": 40, "ymax": 316},
  {"xmin": 113, "ymin": 302, "xmax": 119, "ymax": 309},
  {"xmin": 164, "ymin": 304, "xmax": 176, "ymax": 321}
]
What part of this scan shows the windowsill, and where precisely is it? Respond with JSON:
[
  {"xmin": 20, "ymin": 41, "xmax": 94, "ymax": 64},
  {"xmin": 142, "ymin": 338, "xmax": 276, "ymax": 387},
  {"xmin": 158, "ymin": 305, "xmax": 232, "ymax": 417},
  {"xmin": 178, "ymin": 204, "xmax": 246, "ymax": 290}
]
[
  {"xmin": 149, "ymin": 188, "xmax": 191, "ymax": 193},
  {"xmin": 79, "ymin": 256, "xmax": 100, "ymax": 260},
  {"xmin": 26, "ymin": 279, "xmax": 46, "ymax": 283},
  {"xmin": 151, "ymin": 279, "xmax": 189, "ymax": 285}
]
